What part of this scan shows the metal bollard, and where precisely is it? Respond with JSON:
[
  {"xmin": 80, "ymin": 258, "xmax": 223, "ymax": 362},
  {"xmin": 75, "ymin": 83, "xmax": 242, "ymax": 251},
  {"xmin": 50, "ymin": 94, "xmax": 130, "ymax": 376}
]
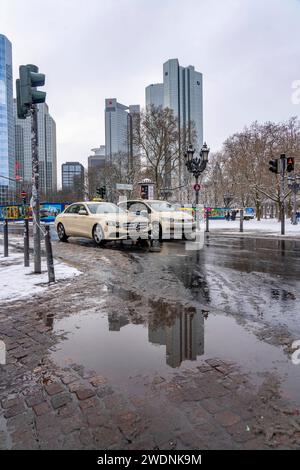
[
  {"xmin": 4, "ymin": 219, "xmax": 8, "ymax": 257},
  {"xmin": 44, "ymin": 225, "xmax": 55, "ymax": 283},
  {"xmin": 24, "ymin": 218, "xmax": 30, "ymax": 267},
  {"xmin": 240, "ymin": 208, "xmax": 244, "ymax": 233},
  {"xmin": 205, "ymin": 212, "xmax": 209, "ymax": 233}
]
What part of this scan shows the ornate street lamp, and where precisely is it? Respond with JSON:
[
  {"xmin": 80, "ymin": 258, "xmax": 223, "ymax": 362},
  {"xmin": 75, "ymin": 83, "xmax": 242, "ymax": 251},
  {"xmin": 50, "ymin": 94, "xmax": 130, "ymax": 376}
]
[
  {"xmin": 288, "ymin": 175, "xmax": 300, "ymax": 225},
  {"xmin": 184, "ymin": 142, "xmax": 210, "ymax": 232}
]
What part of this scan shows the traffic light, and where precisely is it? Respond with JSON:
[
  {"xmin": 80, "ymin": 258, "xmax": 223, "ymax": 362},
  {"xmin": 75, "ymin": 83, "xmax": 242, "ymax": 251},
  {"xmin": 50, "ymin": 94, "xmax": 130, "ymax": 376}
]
[
  {"xmin": 16, "ymin": 64, "xmax": 46, "ymax": 119},
  {"xmin": 286, "ymin": 157, "xmax": 295, "ymax": 173},
  {"xmin": 96, "ymin": 186, "xmax": 106, "ymax": 198},
  {"xmin": 21, "ymin": 191, "xmax": 27, "ymax": 205},
  {"xmin": 269, "ymin": 159, "xmax": 278, "ymax": 174}
]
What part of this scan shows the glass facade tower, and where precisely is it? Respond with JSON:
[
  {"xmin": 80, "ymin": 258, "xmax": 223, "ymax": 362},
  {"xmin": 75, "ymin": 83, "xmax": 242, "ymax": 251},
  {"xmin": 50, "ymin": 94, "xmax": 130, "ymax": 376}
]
[{"xmin": 0, "ymin": 34, "xmax": 15, "ymax": 204}]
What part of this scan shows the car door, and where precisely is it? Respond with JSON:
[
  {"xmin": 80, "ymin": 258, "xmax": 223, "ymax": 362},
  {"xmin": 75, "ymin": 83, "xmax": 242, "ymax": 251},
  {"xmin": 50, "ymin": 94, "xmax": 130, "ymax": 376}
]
[
  {"xmin": 61, "ymin": 204, "xmax": 80, "ymax": 235},
  {"xmin": 75, "ymin": 203, "xmax": 91, "ymax": 237}
]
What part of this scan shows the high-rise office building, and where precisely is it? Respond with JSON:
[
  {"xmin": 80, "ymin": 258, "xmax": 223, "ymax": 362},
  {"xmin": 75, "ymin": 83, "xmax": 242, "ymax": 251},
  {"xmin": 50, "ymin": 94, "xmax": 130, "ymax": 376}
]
[
  {"xmin": 105, "ymin": 98, "xmax": 140, "ymax": 173},
  {"xmin": 0, "ymin": 34, "xmax": 15, "ymax": 204},
  {"xmin": 145, "ymin": 83, "xmax": 164, "ymax": 108},
  {"xmin": 144, "ymin": 59, "xmax": 203, "ymax": 193},
  {"xmin": 163, "ymin": 58, "xmax": 203, "ymax": 150},
  {"xmin": 13, "ymin": 100, "xmax": 57, "ymax": 195},
  {"xmin": 88, "ymin": 146, "xmax": 106, "ymax": 170},
  {"xmin": 145, "ymin": 59, "xmax": 203, "ymax": 150},
  {"xmin": 62, "ymin": 162, "xmax": 85, "ymax": 193}
]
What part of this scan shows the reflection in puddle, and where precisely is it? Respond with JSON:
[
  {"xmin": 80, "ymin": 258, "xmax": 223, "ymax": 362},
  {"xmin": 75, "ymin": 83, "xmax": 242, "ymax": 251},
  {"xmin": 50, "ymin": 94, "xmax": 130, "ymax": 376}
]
[
  {"xmin": 51, "ymin": 304, "xmax": 300, "ymax": 404},
  {"xmin": 148, "ymin": 306, "xmax": 204, "ymax": 368}
]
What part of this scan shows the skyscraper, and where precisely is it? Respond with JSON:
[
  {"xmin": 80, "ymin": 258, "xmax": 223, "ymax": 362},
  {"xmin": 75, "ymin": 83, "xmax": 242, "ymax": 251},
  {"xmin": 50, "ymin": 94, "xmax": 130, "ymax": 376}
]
[
  {"xmin": 145, "ymin": 59, "xmax": 203, "ymax": 150},
  {"xmin": 88, "ymin": 146, "xmax": 106, "ymax": 171},
  {"xmin": 163, "ymin": 59, "xmax": 203, "ymax": 150},
  {"xmin": 0, "ymin": 34, "xmax": 15, "ymax": 204},
  {"xmin": 13, "ymin": 101, "xmax": 57, "ymax": 195},
  {"xmin": 145, "ymin": 83, "xmax": 164, "ymax": 108},
  {"xmin": 105, "ymin": 98, "xmax": 140, "ymax": 173},
  {"xmin": 62, "ymin": 162, "xmax": 85, "ymax": 194}
]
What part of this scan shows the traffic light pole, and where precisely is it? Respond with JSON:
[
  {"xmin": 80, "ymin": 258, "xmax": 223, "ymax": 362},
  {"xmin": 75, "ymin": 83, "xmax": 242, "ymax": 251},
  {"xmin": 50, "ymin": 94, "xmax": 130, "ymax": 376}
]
[
  {"xmin": 280, "ymin": 155, "xmax": 286, "ymax": 236},
  {"xmin": 31, "ymin": 105, "xmax": 41, "ymax": 273}
]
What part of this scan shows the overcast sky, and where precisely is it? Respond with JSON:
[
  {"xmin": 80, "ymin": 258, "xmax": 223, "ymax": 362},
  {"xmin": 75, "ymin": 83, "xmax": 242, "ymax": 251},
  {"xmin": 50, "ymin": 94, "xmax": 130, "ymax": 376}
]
[{"xmin": 1, "ymin": 0, "xmax": 300, "ymax": 178}]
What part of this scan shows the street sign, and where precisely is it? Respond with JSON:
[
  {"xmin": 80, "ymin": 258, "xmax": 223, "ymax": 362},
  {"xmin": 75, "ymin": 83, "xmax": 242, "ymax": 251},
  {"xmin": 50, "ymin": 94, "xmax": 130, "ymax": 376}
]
[
  {"xmin": 194, "ymin": 183, "xmax": 201, "ymax": 192},
  {"xmin": 116, "ymin": 183, "xmax": 133, "ymax": 191},
  {"xmin": 21, "ymin": 191, "xmax": 27, "ymax": 197}
]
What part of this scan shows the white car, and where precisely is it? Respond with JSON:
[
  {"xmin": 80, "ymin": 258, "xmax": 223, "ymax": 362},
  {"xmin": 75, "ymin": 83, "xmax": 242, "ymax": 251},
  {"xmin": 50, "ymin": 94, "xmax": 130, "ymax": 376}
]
[
  {"xmin": 55, "ymin": 201, "xmax": 149, "ymax": 246},
  {"xmin": 118, "ymin": 199, "xmax": 196, "ymax": 240}
]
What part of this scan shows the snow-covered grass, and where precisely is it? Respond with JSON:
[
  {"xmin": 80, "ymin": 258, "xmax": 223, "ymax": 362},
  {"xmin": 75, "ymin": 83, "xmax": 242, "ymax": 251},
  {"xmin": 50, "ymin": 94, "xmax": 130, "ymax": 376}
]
[
  {"xmin": 0, "ymin": 251, "xmax": 81, "ymax": 302},
  {"xmin": 206, "ymin": 218, "xmax": 300, "ymax": 236}
]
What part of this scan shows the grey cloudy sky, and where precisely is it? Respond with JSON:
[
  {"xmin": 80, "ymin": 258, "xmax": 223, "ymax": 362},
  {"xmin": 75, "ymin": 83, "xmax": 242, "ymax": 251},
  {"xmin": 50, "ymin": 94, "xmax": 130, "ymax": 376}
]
[{"xmin": 1, "ymin": 0, "xmax": 300, "ymax": 176}]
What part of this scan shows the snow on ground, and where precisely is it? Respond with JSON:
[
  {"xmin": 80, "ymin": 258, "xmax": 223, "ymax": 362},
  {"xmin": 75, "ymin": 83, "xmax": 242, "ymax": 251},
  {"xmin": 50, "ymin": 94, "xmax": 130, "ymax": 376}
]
[
  {"xmin": 0, "ymin": 251, "xmax": 81, "ymax": 302},
  {"xmin": 206, "ymin": 218, "xmax": 300, "ymax": 236}
]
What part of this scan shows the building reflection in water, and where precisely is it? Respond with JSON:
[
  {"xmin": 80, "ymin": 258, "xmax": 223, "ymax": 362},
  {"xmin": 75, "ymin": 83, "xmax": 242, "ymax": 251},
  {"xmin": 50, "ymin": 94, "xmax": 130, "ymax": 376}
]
[
  {"xmin": 106, "ymin": 301, "xmax": 205, "ymax": 369},
  {"xmin": 108, "ymin": 312, "xmax": 130, "ymax": 331},
  {"xmin": 148, "ymin": 305, "xmax": 204, "ymax": 368}
]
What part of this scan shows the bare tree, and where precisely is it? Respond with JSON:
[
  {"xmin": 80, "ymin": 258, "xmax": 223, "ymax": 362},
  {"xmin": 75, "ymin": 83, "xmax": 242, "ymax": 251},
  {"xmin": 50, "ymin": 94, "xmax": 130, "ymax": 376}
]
[
  {"xmin": 132, "ymin": 105, "xmax": 181, "ymax": 198},
  {"xmin": 203, "ymin": 117, "xmax": 300, "ymax": 218}
]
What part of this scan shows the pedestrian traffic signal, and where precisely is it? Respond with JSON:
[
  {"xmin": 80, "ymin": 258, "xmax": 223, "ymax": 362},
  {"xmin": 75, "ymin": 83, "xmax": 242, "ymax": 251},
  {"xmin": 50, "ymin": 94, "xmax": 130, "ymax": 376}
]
[
  {"xmin": 16, "ymin": 64, "xmax": 46, "ymax": 119},
  {"xmin": 286, "ymin": 157, "xmax": 295, "ymax": 173},
  {"xmin": 269, "ymin": 159, "xmax": 278, "ymax": 174}
]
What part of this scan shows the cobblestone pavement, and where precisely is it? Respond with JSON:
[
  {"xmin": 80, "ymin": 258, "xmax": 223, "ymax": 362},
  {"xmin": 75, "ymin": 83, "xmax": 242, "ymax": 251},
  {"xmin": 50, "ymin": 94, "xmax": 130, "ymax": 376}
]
[{"xmin": 1, "ymin": 238, "xmax": 300, "ymax": 450}]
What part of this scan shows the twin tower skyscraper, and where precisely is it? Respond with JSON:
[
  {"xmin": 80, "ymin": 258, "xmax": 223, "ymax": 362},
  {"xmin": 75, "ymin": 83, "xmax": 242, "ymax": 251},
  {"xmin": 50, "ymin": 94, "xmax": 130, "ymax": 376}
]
[
  {"xmin": 104, "ymin": 59, "xmax": 203, "ymax": 172},
  {"xmin": 146, "ymin": 58, "xmax": 203, "ymax": 150}
]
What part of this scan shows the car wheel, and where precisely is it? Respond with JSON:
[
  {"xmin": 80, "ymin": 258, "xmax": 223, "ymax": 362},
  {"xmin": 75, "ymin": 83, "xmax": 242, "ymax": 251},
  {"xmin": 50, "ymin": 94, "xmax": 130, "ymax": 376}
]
[
  {"xmin": 57, "ymin": 223, "xmax": 68, "ymax": 242},
  {"xmin": 93, "ymin": 224, "xmax": 105, "ymax": 246},
  {"xmin": 151, "ymin": 222, "xmax": 162, "ymax": 241}
]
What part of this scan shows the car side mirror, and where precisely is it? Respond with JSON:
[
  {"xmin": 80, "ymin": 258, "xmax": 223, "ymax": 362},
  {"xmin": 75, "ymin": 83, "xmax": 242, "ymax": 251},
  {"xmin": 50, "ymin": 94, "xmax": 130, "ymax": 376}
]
[{"xmin": 78, "ymin": 210, "xmax": 88, "ymax": 216}]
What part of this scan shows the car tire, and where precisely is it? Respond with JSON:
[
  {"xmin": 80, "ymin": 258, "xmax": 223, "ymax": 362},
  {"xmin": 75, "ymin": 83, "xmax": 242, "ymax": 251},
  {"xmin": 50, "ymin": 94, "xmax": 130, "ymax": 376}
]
[
  {"xmin": 150, "ymin": 222, "xmax": 162, "ymax": 241},
  {"xmin": 93, "ymin": 224, "xmax": 105, "ymax": 246},
  {"xmin": 57, "ymin": 223, "xmax": 68, "ymax": 242}
]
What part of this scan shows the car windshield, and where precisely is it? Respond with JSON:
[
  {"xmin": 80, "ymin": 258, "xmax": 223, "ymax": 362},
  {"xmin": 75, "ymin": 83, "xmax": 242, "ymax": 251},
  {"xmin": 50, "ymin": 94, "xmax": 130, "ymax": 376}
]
[
  {"xmin": 147, "ymin": 202, "xmax": 176, "ymax": 212},
  {"xmin": 87, "ymin": 203, "xmax": 124, "ymax": 214}
]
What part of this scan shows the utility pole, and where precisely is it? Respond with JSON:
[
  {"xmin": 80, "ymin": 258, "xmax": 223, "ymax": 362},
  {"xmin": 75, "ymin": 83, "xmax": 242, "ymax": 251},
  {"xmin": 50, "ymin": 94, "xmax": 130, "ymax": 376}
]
[
  {"xmin": 16, "ymin": 64, "xmax": 46, "ymax": 273},
  {"xmin": 280, "ymin": 154, "xmax": 286, "ymax": 236}
]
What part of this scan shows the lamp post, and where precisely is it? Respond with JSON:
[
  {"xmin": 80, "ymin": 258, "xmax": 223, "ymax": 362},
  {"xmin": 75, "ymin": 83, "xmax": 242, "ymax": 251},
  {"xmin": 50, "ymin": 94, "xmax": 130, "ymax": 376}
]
[
  {"xmin": 184, "ymin": 142, "xmax": 210, "ymax": 234},
  {"xmin": 288, "ymin": 175, "xmax": 300, "ymax": 225}
]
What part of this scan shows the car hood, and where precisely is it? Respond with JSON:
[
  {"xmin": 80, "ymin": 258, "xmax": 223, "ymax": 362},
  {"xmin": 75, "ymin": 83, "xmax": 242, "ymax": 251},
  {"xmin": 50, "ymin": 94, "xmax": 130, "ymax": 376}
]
[
  {"xmin": 96, "ymin": 213, "xmax": 149, "ymax": 223},
  {"xmin": 155, "ymin": 211, "xmax": 194, "ymax": 221}
]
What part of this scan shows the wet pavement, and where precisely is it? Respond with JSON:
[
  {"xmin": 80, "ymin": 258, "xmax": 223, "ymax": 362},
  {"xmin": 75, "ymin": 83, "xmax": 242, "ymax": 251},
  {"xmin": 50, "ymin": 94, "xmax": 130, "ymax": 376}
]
[{"xmin": 1, "ymin": 233, "xmax": 300, "ymax": 449}]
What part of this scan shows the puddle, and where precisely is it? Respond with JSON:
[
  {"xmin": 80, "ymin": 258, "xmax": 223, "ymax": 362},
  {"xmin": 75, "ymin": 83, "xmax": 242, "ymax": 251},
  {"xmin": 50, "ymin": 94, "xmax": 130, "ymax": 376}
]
[{"xmin": 50, "ymin": 306, "xmax": 300, "ymax": 404}]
